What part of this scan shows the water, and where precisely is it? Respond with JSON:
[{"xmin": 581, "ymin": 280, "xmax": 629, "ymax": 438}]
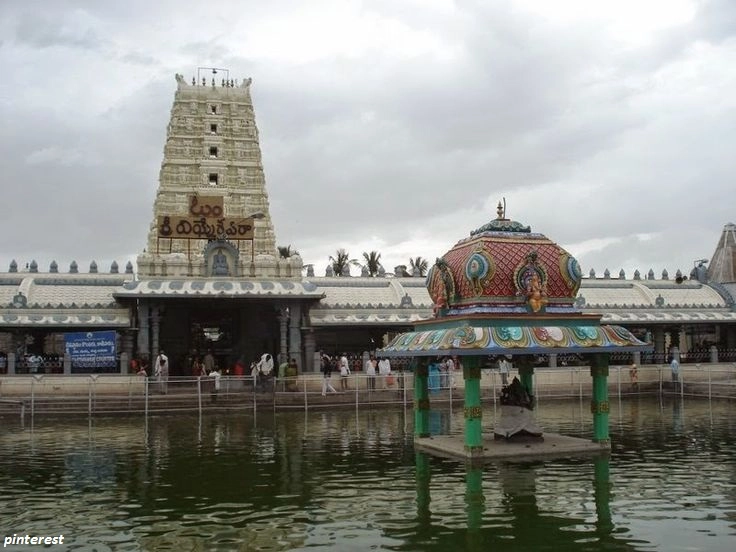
[{"xmin": 1, "ymin": 398, "xmax": 735, "ymax": 551}]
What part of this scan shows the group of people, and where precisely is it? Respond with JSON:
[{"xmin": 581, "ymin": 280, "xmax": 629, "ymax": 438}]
[
  {"xmin": 277, "ymin": 357, "xmax": 299, "ymax": 391},
  {"xmin": 319, "ymin": 352, "xmax": 394, "ymax": 395},
  {"xmin": 364, "ymin": 355, "xmax": 393, "ymax": 390}
]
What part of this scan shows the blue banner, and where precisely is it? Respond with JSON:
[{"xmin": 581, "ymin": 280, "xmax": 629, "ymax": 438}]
[{"xmin": 65, "ymin": 331, "xmax": 117, "ymax": 369}]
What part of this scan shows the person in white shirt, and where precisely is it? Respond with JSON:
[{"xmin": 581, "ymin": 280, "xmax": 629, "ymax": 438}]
[
  {"xmin": 210, "ymin": 367, "xmax": 221, "ymax": 403},
  {"xmin": 670, "ymin": 355, "xmax": 680, "ymax": 387},
  {"xmin": 499, "ymin": 355, "xmax": 511, "ymax": 386},
  {"xmin": 154, "ymin": 350, "xmax": 169, "ymax": 394},
  {"xmin": 339, "ymin": 354, "xmax": 351, "ymax": 391},
  {"xmin": 365, "ymin": 355, "xmax": 377, "ymax": 390},
  {"xmin": 257, "ymin": 353, "xmax": 274, "ymax": 392},
  {"xmin": 378, "ymin": 357, "xmax": 391, "ymax": 388}
]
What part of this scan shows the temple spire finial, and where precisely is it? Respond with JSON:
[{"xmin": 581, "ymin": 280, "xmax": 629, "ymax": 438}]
[{"xmin": 496, "ymin": 197, "xmax": 507, "ymax": 220}]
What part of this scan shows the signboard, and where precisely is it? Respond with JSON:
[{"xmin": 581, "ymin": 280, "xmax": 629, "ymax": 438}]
[
  {"xmin": 157, "ymin": 216, "xmax": 254, "ymax": 239},
  {"xmin": 65, "ymin": 331, "xmax": 117, "ymax": 369},
  {"xmin": 157, "ymin": 195, "xmax": 255, "ymax": 239}
]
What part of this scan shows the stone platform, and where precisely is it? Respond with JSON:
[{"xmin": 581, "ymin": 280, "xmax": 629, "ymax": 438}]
[{"xmin": 415, "ymin": 433, "xmax": 610, "ymax": 462}]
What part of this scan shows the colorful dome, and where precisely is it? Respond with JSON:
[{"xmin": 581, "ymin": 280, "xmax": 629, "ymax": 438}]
[{"xmin": 426, "ymin": 204, "xmax": 582, "ymax": 316}]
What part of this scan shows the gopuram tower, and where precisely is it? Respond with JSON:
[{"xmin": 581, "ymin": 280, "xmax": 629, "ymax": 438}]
[
  {"xmin": 116, "ymin": 70, "xmax": 319, "ymax": 372},
  {"xmin": 137, "ymin": 69, "xmax": 302, "ymax": 278}
]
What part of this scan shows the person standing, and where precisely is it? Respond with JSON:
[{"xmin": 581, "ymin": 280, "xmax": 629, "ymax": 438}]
[
  {"xmin": 365, "ymin": 355, "xmax": 377, "ymax": 390},
  {"xmin": 439, "ymin": 357, "xmax": 448, "ymax": 389},
  {"xmin": 192, "ymin": 356, "xmax": 205, "ymax": 377},
  {"xmin": 130, "ymin": 356, "xmax": 140, "ymax": 375},
  {"xmin": 286, "ymin": 358, "xmax": 299, "ymax": 391},
  {"xmin": 499, "ymin": 356, "xmax": 510, "ymax": 386},
  {"xmin": 210, "ymin": 367, "xmax": 221, "ymax": 403},
  {"xmin": 446, "ymin": 356, "xmax": 456, "ymax": 389},
  {"xmin": 204, "ymin": 350, "xmax": 215, "ymax": 375},
  {"xmin": 257, "ymin": 353, "xmax": 274, "ymax": 392},
  {"xmin": 339, "ymin": 353, "xmax": 351, "ymax": 391},
  {"xmin": 629, "ymin": 363, "xmax": 639, "ymax": 391},
  {"xmin": 321, "ymin": 353, "xmax": 336, "ymax": 396},
  {"xmin": 378, "ymin": 357, "xmax": 391, "ymax": 389},
  {"xmin": 155, "ymin": 350, "xmax": 169, "ymax": 394},
  {"xmin": 277, "ymin": 358, "xmax": 288, "ymax": 392},
  {"xmin": 670, "ymin": 355, "xmax": 680, "ymax": 388}
]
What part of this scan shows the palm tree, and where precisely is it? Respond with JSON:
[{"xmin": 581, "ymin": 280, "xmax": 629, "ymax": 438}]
[
  {"xmin": 329, "ymin": 248, "xmax": 359, "ymax": 276},
  {"xmin": 362, "ymin": 251, "xmax": 382, "ymax": 277},
  {"xmin": 277, "ymin": 245, "xmax": 298, "ymax": 259},
  {"xmin": 409, "ymin": 256, "xmax": 429, "ymax": 277}
]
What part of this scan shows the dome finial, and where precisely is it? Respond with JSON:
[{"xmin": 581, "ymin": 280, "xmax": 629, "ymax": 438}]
[{"xmin": 496, "ymin": 197, "xmax": 507, "ymax": 220}]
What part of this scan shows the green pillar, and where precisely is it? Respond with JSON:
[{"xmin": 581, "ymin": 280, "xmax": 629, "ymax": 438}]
[
  {"xmin": 463, "ymin": 356, "xmax": 482, "ymax": 454},
  {"xmin": 465, "ymin": 463, "xmax": 484, "ymax": 551},
  {"xmin": 594, "ymin": 455, "xmax": 613, "ymax": 535},
  {"xmin": 415, "ymin": 452, "xmax": 431, "ymax": 535},
  {"xmin": 414, "ymin": 360, "xmax": 430, "ymax": 438},
  {"xmin": 518, "ymin": 358, "xmax": 535, "ymax": 403},
  {"xmin": 590, "ymin": 353, "xmax": 610, "ymax": 444}
]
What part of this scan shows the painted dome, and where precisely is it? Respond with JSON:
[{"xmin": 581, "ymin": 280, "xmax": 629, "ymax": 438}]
[{"xmin": 426, "ymin": 204, "xmax": 582, "ymax": 316}]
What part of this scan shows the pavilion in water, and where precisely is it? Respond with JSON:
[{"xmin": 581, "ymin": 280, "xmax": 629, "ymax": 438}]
[{"xmin": 379, "ymin": 202, "xmax": 653, "ymax": 458}]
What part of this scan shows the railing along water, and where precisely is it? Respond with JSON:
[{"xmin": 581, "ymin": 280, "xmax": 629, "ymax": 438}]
[{"xmin": 1, "ymin": 364, "xmax": 735, "ymax": 419}]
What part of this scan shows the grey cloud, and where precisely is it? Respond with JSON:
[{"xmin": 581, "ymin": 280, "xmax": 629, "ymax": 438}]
[
  {"xmin": 119, "ymin": 51, "xmax": 159, "ymax": 66},
  {"xmin": 0, "ymin": 0, "xmax": 732, "ymax": 278},
  {"xmin": 13, "ymin": 9, "xmax": 104, "ymax": 50}
]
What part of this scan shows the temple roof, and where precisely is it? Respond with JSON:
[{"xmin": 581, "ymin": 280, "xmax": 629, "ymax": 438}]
[
  {"xmin": 708, "ymin": 223, "xmax": 736, "ymax": 283},
  {"xmin": 0, "ymin": 271, "xmax": 733, "ymax": 329},
  {"xmin": 0, "ymin": 273, "xmax": 130, "ymax": 328}
]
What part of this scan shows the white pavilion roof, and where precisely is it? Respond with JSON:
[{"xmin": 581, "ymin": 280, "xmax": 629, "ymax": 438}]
[{"xmin": 0, "ymin": 273, "xmax": 130, "ymax": 328}]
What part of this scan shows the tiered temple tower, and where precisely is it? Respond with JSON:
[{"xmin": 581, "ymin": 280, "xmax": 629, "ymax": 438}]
[
  {"xmin": 137, "ymin": 70, "xmax": 301, "ymax": 278},
  {"xmin": 707, "ymin": 223, "xmax": 736, "ymax": 284}
]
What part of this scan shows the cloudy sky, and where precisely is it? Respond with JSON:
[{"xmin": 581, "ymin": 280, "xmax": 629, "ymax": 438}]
[{"xmin": 1, "ymin": 0, "xmax": 734, "ymax": 279}]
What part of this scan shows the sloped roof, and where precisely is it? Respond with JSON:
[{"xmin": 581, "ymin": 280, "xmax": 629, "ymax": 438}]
[
  {"xmin": 311, "ymin": 277, "xmax": 433, "ymax": 308},
  {"xmin": 0, "ymin": 273, "xmax": 130, "ymax": 328},
  {"xmin": 381, "ymin": 323, "xmax": 651, "ymax": 357},
  {"xmin": 577, "ymin": 279, "xmax": 727, "ymax": 308},
  {"xmin": 708, "ymin": 223, "xmax": 736, "ymax": 283}
]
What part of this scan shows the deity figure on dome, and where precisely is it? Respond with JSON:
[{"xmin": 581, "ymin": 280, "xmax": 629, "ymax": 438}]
[{"xmin": 525, "ymin": 271, "xmax": 547, "ymax": 313}]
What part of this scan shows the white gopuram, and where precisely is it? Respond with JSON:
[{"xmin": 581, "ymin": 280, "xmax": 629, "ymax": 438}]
[{"xmin": 137, "ymin": 71, "xmax": 302, "ymax": 279}]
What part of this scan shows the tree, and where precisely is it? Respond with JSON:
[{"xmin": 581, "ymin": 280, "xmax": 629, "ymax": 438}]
[
  {"xmin": 329, "ymin": 248, "xmax": 359, "ymax": 276},
  {"xmin": 362, "ymin": 251, "xmax": 382, "ymax": 277},
  {"xmin": 409, "ymin": 256, "xmax": 429, "ymax": 277},
  {"xmin": 277, "ymin": 245, "xmax": 298, "ymax": 259}
]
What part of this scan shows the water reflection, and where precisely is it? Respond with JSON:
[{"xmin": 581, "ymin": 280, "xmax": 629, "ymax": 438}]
[
  {"xmin": 411, "ymin": 452, "xmax": 634, "ymax": 552},
  {"xmin": 0, "ymin": 399, "xmax": 734, "ymax": 551}
]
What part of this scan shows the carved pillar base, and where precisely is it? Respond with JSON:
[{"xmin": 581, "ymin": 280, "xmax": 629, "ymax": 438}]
[{"xmin": 590, "ymin": 353, "xmax": 610, "ymax": 444}]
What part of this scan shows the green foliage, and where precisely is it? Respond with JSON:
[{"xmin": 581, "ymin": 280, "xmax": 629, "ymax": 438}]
[
  {"xmin": 409, "ymin": 256, "xmax": 429, "ymax": 277},
  {"xmin": 362, "ymin": 251, "xmax": 382, "ymax": 277},
  {"xmin": 329, "ymin": 248, "xmax": 359, "ymax": 276}
]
